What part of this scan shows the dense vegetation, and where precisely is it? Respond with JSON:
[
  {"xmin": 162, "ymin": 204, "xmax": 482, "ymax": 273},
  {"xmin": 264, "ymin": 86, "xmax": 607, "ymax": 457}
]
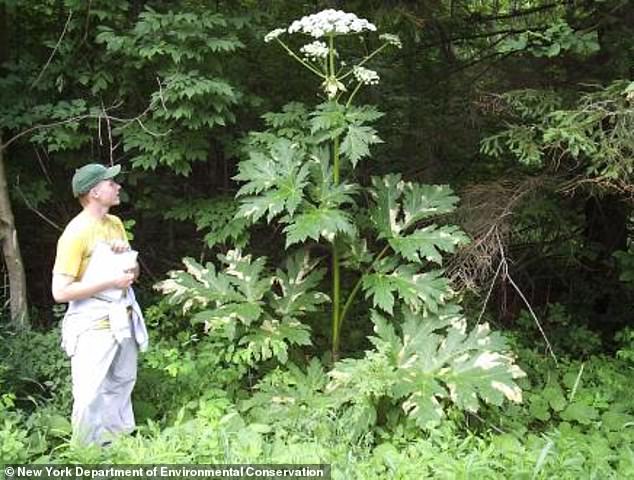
[{"xmin": 1, "ymin": 0, "xmax": 633, "ymax": 477}]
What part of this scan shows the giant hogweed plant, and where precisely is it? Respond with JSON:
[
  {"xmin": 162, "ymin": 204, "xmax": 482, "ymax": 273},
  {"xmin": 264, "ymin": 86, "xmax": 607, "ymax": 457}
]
[{"xmin": 158, "ymin": 10, "xmax": 525, "ymax": 426}]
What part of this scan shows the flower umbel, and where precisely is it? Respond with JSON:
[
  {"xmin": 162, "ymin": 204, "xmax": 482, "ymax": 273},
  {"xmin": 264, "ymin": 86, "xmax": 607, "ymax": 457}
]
[
  {"xmin": 264, "ymin": 28, "xmax": 285, "ymax": 43},
  {"xmin": 300, "ymin": 41, "xmax": 329, "ymax": 60},
  {"xmin": 353, "ymin": 66, "xmax": 380, "ymax": 85},
  {"xmin": 288, "ymin": 9, "xmax": 376, "ymax": 38},
  {"xmin": 379, "ymin": 33, "xmax": 403, "ymax": 49}
]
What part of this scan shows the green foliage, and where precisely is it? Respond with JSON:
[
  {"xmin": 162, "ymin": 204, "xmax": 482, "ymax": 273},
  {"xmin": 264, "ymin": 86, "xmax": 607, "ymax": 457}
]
[
  {"xmin": 1, "ymin": 2, "xmax": 247, "ymax": 203},
  {"xmin": 235, "ymin": 138, "xmax": 311, "ymax": 223},
  {"xmin": 488, "ymin": 345, "xmax": 634, "ymax": 438},
  {"xmin": 362, "ymin": 262, "xmax": 449, "ymax": 315},
  {"xmin": 497, "ymin": 21, "xmax": 599, "ymax": 58},
  {"xmin": 0, "ymin": 327, "xmax": 71, "ymax": 410},
  {"xmin": 136, "ymin": 336, "xmax": 244, "ymax": 424},
  {"xmin": 515, "ymin": 305, "xmax": 603, "ymax": 358},
  {"xmin": 0, "ymin": 328, "xmax": 73, "ymax": 464},
  {"xmin": 361, "ymin": 174, "xmax": 468, "ymax": 314},
  {"xmin": 92, "ymin": 7, "xmax": 246, "ymax": 174},
  {"xmin": 369, "ymin": 174, "xmax": 464, "ymax": 254},
  {"xmin": 481, "ymin": 81, "xmax": 634, "ymax": 184},
  {"xmin": 329, "ymin": 307, "xmax": 526, "ymax": 429},
  {"xmin": 235, "ymin": 126, "xmax": 360, "ymax": 248},
  {"xmin": 239, "ymin": 359, "xmax": 335, "ymax": 439},
  {"xmin": 358, "ymin": 175, "xmax": 469, "ymax": 315},
  {"xmin": 0, "ymin": 397, "xmax": 32, "ymax": 464},
  {"xmin": 310, "ymin": 103, "xmax": 384, "ymax": 168},
  {"xmin": 164, "ymin": 197, "xmax": 249, "ymax": 249},
  {"xmin": 615, "ymin": 327, "xmax": 634, "ymax": 364},
  {"xmin": 614, "ymin": 247, "xmax": 634, "ymax": 284}
]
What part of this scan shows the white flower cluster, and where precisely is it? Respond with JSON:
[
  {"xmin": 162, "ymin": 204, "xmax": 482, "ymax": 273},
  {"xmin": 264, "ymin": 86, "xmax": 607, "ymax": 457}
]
[
  {"xmin": 353, "ymin": 66, "xmax": 380, "ymax": 85},
  {"xmin": 299, "ymin": 41, "xmax": 329, "ymax": 60},
  {"xmin": 288, "ymin": 9, "xmax": 376, "ymax": 38},
  {"xmin": 379, "ymin": 33, "xmax": 403, "ymax": 49},
  {"xmin": 264, "ymin": 28, "xmax": 285, "ymax": 43}
]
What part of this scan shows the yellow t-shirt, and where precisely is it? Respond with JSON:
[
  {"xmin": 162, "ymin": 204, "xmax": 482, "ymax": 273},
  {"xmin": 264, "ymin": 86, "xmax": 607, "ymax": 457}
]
[
  {"xmin": 53, "ymin": 212, "xmax": 129, "ymax": 330},
  {"xmin": 53, "ymin": 212, "xmax": 129, "ymax": 280}
]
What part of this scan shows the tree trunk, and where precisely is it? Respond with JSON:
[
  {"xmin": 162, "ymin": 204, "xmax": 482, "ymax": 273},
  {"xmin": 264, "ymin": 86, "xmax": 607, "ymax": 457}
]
[
  {"xmin": 0, "ymin": 136, "xmax": 29, "ymax": 328},
  {"xmin": 0, "ymin": 6, "xmax": 28, "ymax": 327}
]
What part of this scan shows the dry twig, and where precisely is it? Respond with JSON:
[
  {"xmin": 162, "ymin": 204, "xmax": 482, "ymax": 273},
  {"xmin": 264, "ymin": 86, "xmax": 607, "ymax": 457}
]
[{"xmin": 32, "ymin": 10, "xmax": 74, "ymax": 89}]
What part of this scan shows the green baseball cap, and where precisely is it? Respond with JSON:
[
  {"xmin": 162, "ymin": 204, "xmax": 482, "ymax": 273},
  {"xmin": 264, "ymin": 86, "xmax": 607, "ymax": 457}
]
[{"xmin": 72, "ymin": 163, "xmax": 121, "ymax": 197}]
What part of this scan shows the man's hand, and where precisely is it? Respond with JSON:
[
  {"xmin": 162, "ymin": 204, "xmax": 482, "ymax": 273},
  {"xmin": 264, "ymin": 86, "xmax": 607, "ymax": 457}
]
[
  {"xmin": 111, "ymin": 272, "xmax": 135, "ymax": 289},
  {"xmin": 110, "ymin": 239, "xmax": 130, "ymax": 253},
  {"xmin": 125, "ymin": 262, "xmax": 140, "ymax": 282}
]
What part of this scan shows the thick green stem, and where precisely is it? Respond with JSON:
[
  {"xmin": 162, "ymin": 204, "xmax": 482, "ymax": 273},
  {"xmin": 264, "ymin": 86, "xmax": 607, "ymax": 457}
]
[
  {"xmin": 332, "ymin": 237, "xmax": 341, "ymax": 360},
  {"xmin": 328, "ymin": 35, "xmax": 335, "ymax": 80},
  {"xmin": 338, "ymin": 244, "xmax": 390, "ymax": 335},
  {"xmin": 326, "ymin": 34, "xmax": 343, "ymax": 360},
  {"xmin": 331, "ymin": 134, "xmax": 341, "ymax": 360}
]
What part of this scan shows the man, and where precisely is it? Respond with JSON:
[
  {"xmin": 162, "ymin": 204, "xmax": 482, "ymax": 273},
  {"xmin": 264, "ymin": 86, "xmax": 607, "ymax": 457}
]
[{"xmin": 52, "ymin": 163, "xmax": 148, "ymax": 446}]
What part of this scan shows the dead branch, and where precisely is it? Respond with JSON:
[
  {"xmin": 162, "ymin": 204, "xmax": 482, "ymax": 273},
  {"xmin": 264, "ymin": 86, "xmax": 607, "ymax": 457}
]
[
  {"xmin": 451, "ymin": 176, "xmax": 559, "ymax": 361},
  {"xmin": 15, "ymin": 181, "xmax": 62, "ymax": 232},
  {"xmin": 31, "ymin": 10, "xmax": 74, "ymax": 89},
  {"xmin": 447, "ymin": 175, "xmax": 552, "ymax": 292},
  {"xmin": 559, "ymin": 175, "xmax": 634, "ymax": 202},
  {"xmin": 494, "ymin": 229, "xmax": 557, "ymax": 363}
]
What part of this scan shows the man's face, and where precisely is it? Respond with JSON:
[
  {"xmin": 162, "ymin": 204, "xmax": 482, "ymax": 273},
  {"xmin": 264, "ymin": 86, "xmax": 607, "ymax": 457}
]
[{"xmin": 90, "ymin": 179, "xmax": 121, "ymax": 206}]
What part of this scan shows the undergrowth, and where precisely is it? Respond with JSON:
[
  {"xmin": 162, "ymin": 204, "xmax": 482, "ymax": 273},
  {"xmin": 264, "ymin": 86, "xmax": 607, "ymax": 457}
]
[{"xmin": 2, "ymin": 317, "xmax": 633, "ymax": 479}]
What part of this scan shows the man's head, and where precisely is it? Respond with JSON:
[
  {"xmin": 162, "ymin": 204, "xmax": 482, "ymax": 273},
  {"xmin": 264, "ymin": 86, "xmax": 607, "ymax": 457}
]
[{"xmin": 72, "ymin": 163, "xmax": 122, "ymax": 206}]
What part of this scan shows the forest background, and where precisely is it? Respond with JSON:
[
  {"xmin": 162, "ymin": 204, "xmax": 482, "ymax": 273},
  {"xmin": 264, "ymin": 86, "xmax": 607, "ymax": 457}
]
[{"xmin": 0, "ymin": 0, "xmax": 633, "ymax": 477}]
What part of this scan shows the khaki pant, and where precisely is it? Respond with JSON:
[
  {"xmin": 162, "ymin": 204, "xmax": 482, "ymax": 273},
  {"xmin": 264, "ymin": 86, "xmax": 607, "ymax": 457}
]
[{"xmin": 70, "ymin": 329, "xmax": 138, "ymax": 445}]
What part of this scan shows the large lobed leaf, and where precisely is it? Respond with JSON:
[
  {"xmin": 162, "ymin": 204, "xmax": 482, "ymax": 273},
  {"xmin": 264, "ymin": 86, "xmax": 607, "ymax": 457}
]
[
  {"xmin": 362, "ymin": 259, "xmax": 450, "ymax": 314},
  {"xmin": 310, "ymin": 102, "xmax": 384, "ymax": 166},
  {"xmin": 238, "ymin": 318, "xmax": 312, "ymax": 365},
  {"xmin": 328, "ymin": 307, "xmax": 526, "ymax": 428},
  {"xmin": 388, "ymin": 225, "xmax": 470, "ymax": 264},
  {"xmin": 271, "ymin": 250, "xmax": 330, "ymax": 317},
  {"xmin": 371, "ymin": 174, "xmax": 461, "ymax": 235},
  {"xmin": 340, "ymin": 124, "xmax": 383, "ymax": 168},
  {"xmin": 280, "ymin": 158, "xmax": 359, "ymax": 247},
  {"xmin": 283, "ymin": 207, "xmax": 356, "ymax": 247},
  {"xmin": 370, "ymin": 174, "xmax": 468, "ymax": 266},
  {"xmin": 234, "ymin": 138, "xmax": 310, "ymax": 223},
  {"xmin": 156, "ymin": 251, "xmax": 270, "ymax": 339},
  {"xmin": 156, "ymin": 249, "xmax": 325, "ymax": 364}
]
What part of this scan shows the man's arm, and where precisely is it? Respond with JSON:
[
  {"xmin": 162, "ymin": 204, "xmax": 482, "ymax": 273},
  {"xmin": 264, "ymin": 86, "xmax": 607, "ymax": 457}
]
[{"xmin": 52, "ymin": 272, "xmax": 135, "ymax": 303}]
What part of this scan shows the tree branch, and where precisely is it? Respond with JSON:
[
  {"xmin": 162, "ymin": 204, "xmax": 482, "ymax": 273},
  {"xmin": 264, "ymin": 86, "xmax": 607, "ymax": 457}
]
[
  {"xmin": 15, "ymin": 182, "xmax": 62, "ymax": 232},
  {"xmin": 31, "ymin": 9, "xmax": 74, "ymax": 89},
  {"xmin": 467, "ymin": 1, "xmax": 568, "ymax": 23},
  {"xmin": 0, "ymin": 99, "xmax": 167, "ymax": 153}
]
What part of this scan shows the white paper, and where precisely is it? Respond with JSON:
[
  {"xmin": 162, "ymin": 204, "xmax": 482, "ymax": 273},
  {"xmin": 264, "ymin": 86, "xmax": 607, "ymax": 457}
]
[{"xmin": 82, "ymin": 241, "xmax": 138, "ymax": 301}]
